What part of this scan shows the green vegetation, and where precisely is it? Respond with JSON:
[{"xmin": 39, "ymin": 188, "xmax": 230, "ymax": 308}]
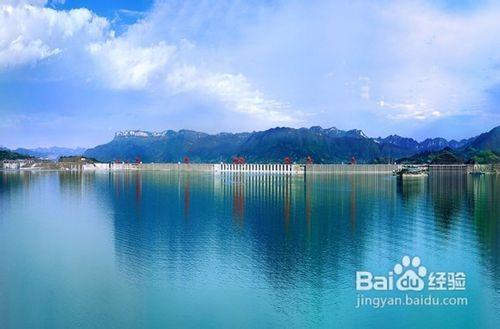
[
  {"xmin": 397, "ymin": 147, "xmax": 500, "ymax": 165},
  {"xmin": 58, "ymin": 156, "xmax": 100, "ymax": 163},
  {"xmin": 0, "ymin": 150, "xmax": 30, "ymax": 161},
  {"xmin": 84, "ymin": 127, "xmax": 409, "ymax": 164},
  {"xmin": 467, "ymin": 150, "xmax": 500, "ymax": 164},
  {"xmin": 83, "ymin": 125, "xmax": 500, "ymax": 164},
  {"xmin": 397, "ymin": 148, "xmax": 462, "ymax": 164}
]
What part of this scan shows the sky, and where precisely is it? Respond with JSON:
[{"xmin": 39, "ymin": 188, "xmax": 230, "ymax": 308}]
[{"xmin": 1, "ymin": 0, "xmax": 499, "ymax": 148}]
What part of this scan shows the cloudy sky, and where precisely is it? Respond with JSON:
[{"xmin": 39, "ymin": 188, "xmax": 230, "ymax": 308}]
[{"xmin": 1, "ymin": 0, "xmax": 499, "ymax": 148}]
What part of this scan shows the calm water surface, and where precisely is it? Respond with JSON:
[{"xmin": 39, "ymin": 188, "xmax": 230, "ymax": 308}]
[{"xmin": 0, "ymin": 171, "xmax": 498, "ymax": 328}]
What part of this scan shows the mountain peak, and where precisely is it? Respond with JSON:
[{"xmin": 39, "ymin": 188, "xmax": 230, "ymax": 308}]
[
  {"xmin": 115, "ymin": 130, "xmax": 153, "ymax": 138},
  {"xmin": 81, "ymin": 125, "xmax": 496, "ymax": 164},
  {"xmin": 309, "ymin": 126, "xmax": 324, "ymax": 131},
  {"xmin": 344, "ymin": 129, "xmax": 368, "ymax": 138}
]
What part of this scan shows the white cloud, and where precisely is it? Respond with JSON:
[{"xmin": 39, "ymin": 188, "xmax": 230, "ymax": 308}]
[
  {"xmin": 2, "ymin": 1, "xmax": 66, "ymax": 7},
  {"xmin": 0, "ymin": 35, "xmax": 61, "ymax": 67},
  {"xmin": 0, "ymin": 0, "xmax": 293, "ymax": 123},
  {"xmin": 3, "ymin": 0, "xmax": 500, "ymax": 134},
  {"xmin": 199, "ymin": 72, "xmax": 292, "ymax": 122},
  {"xmin": 86, "ymin": 36, "xmax": 294, "ymax": 122},
  {"xmin": 358, "ymin": 77, "xmax": 371, "ymax": 100},
  {"xmin": 377, "ymin": 100, "xmax": 441, "ymax": 120},
  {"xmin": 87, "ymin": 39, "xmax": 175, "ymax": 90},
  {"xmin": 0, "ymin": 2, "xmax": 110, "ymax": 68},
  {"xmin": 370, "ymin": 1, "xmax": 500, "ymax": 120},
  {"xmin": 167, "ymin": 66, "xmax": 294, "ymax": 122},
  {"xmin": 2, "ymin": 1, "xmax": 48, "ymax": 6}
]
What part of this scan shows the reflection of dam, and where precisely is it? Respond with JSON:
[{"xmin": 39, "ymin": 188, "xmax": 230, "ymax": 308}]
[
  {"xmin": 218, "ymin": 173, "xmax": 297, "ymax": 225},
  {"xmin": 215, "ymin": 163, "xmax": 303, "ymax": 174},
  {"xmin": 61, "ymin": 163, "xmax": 406, "ymax": 174},
  {"xmin": 4, "ymin": 161, "xmax": 500, "ymax": 176},
  {"xmin": 78, "ymin": 171, "xmax": 497, "ymax": 290},
  {"xmin": 1, "ymin": 163, "xmax": 499, "ymax": 327}
]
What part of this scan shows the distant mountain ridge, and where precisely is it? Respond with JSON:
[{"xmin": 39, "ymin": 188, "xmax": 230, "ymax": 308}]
[
  {"xmin": 397, "ymin": 126, "xmax": 500, "ymax": 164},
  {"xmin": 84, "ymin": 125, "xmax": 500, "ymax": 164},
  {"xmin": 468, "ymin": 126, "xmax": 500, "ymax": 150},
  {"xmin": 374, "ymin": 135, "xmax": 473, "ymax": 152},
  {"xmin": 14, "ymin": 147, "xmax": 86, "ymax": 160}
]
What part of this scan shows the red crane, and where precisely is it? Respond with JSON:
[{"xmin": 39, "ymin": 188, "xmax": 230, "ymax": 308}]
[
  {"xmin": 283, "ymin": 157, "xmax": 292, "ymax": 165},
  {"xmin": 232, "ymin": 156, "xmax": 246, "ymax": 164},
  {"xmin": 306, "ymin": 156, "xmax": 313, "ymax": 164},
  {"xmin": 183, "ymin": 156, "xmax": 190, "ymax": 164},
  {"xmin": 350, "ymin": 156, "xmax": 357, "ymax": 165}
]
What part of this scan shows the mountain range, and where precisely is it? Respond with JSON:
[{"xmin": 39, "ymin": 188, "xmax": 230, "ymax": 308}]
[
  {"xmin": 13, "ymin": 147, "xmax": 86, "ymax": 160},
  {"xmin": 82, "ymin": 125, "xmax": 500, "ymax": 164}
]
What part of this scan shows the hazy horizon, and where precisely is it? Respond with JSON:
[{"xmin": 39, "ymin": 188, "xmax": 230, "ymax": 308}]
[{"xmin": 1, "ymin": 0, "xmax": 500, "ymax": 148}]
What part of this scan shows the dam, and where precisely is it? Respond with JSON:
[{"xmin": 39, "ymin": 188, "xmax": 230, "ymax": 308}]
[{"xmin": 2, "ymin": 160, "xmax": 498, "ymax": 175}]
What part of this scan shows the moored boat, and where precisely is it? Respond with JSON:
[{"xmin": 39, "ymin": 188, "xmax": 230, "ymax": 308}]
[
  {"xmin": 468, "ymin": 164, "xmax": 485, "ymax": 176},
  {"xmin": 393, "ymin": 164, "xmax": 428, "ymax": 178}
]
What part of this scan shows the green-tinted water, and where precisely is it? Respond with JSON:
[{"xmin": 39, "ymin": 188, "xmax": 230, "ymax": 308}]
[{"xmin": 0, "ymin": 171, "xmax": 498, "ymax": 328}]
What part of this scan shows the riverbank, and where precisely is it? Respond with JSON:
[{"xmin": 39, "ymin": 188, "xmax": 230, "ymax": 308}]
[{"xmin": 2, "ymin": 161, "xmax": 499, "ymax": 175}]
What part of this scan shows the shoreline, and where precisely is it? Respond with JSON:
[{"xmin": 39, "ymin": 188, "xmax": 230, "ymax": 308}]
[{"xmin": 1, "ymin": 162, "xmax": 498, "ymax": 175}]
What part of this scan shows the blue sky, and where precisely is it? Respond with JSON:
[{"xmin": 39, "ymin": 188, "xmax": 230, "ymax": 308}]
[{"xmin": 1, "ymin": 0, "xmax": 499, "ymax": 148}]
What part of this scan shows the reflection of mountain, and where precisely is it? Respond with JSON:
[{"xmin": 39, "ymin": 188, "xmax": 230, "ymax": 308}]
[
  {"xmin": 58, "ymin": 171, "xmax": 84, "ymax": 196},
  {"xmin": 428, "ymin": 174, "xmax": 468, "ymax": 231},
  {"xmin": 216, "ymin": 173, "xmax": 404, "ymax": 292},
  {"xmin": 107, "ymin": 171, "xmax": 219, "ymax": 281},
  {"xmin": 467, "ymin": 175, "xmax": 500, "ymax": 290},
  {"xmin": 396, "ymin": 177, "xmax": 425, "ymax": 203},
  {"xmin": 1, "ymin": 171, "xmax": 497, "ymax": 327},
  {"xmin": 0, "ymin": 171, "xmax": 32, "ymax": 197},
  {"xmin": 84, "ymin": 171, "xmax": 499, "ymax": 310}
]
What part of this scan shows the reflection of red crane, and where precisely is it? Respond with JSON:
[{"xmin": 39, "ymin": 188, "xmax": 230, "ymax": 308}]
[
  {"xmin": 283, "ymin": 157, "xmax": 292, "ymax": 165},
  {"xmin": 306, "ymin": 156, "xmax": 313, "ymax": 164},
  {"xmin": 232, "ymin": 156, "xmax": 246, "ymax": 164},
  {"xmin": 184, "ymin": 175, "xmax": 190, "ymax": 219},
  {"xmin": 134, "ymin": 171, "xmax": 142, "ymax": 204},
  {"xmin": 233, "ymin": 180, "xmax": 244, "ymax": 222},
  {"xmin": 350, "ymin": 156, "xmax": 357, "ymax": 165},
  {"xmin": 183, "ymin": 156, "xmax": 190, "ymax": 164}
]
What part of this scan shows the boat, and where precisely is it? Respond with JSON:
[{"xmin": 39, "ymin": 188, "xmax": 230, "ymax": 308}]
[
  {"xmin": 468, "ymin": 164, "xmax": 485, "ymax": 176},
  {"xmin": 393, "ymin": 165, "xmax": 428, "ymax": 178},
  {"xmin": 469, "ymin": 171, "xmax": 485, "ymax": 176}
]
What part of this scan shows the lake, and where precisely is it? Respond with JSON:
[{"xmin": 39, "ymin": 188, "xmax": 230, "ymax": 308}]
[{"xmin": 0, "ymin": 171, "xmax": 498, "ymax": 328}]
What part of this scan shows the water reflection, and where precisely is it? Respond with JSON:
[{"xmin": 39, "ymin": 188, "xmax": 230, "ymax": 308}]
[
  {"xmin": 0, "ymin": 171, "xmax": 498, "ymax": 327},
  {"xmin": 428, "ymin": 174, "xmax": 468, "ymax": 231},
  {"xmin": 97, "ymin": 172, "xmax": 499, "ymax": 295}
]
